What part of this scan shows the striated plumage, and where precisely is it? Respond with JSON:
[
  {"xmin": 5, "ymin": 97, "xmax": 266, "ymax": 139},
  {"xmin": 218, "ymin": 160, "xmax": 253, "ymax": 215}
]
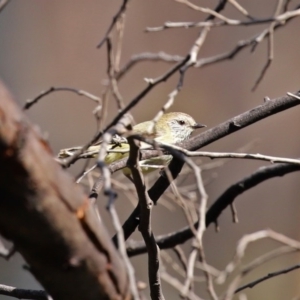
[{"xmin": 58, "ymin": 112, "xmax": 205, "ymax": 174}]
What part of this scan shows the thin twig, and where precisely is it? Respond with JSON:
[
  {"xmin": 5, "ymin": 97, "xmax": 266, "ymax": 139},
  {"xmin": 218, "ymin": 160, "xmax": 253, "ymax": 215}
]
[
  {"xmin": 146, "ymin": 6, "xmax": 300, "ymax": 31},
  {"xmin": 219, "ymin": 229, "xmax": 300, "ymax": 299},
  {"xmin": 108, "ymin": 138, "xmax": 300, "ymax": 166},
  {"xmin": 176, "ymin": 0, "xmax": 239, "ymax": 24},
  {"xmin": 228, "ymin": 0, "xmax": 252, "ymax": 19},
  {"xmin": 0, "ymin": 0, "xmax": 10, "ymax": 13},
  {"xmin": 96, "ymin": 114, "xmax": 132, "ymax": 204},
  {"xmin": 165, "ymin": 148, "xmax": 300, "ymax": 165},
  {"xmin": 284, "ymin": 0, "xmax": 292, "ymax": 11},
  {"xmin": 23, "ymin": 87, "xmax": 101, "ymax": 110},
  {"xmin": 115, "ymin": 12, "xmax": 126, "ymax": 72},
  {"xmin": 195, "ymin": 7, "xmax": 300, "ymax": 68},
  {"xmin": 60, "ymin": 55, "xmax": 190, "ymax": 168},
  {"xmin": 242, "ymin": 246, "xmax": 299, "ymax": 276},
  {"xmin": 172, "ymin": 246, "xmax": 188, "ymax": 272},
  {"xmin": 106, "ymin": 38, "xmax": 126, "ymax": 110},
  {"xmin": 235, "ymin": 263, "xmax": 300, "ymax": 294},
  {"xmin": 97, "ymin": 0, "xmax": 130, "ymax": 49},
  {"xmin": 107, "ymin": 203, "xmax": 140, "ymax": 299},
  {"xmin": 182, "ymin": 157, "xmax": 218, "ymax": 300},
  {"xmin": 161, "ymin": 250, "xmax": 187, "ymax": 278},
  {"xmin": 251, "ymin": 0, "xmax": 284, "ymax": 91},
  {"xmin": 76, "ymin": 164, "xmax": 97, "ymax": 183},
  {"xmin": 161, "ymin": 271, "xmax": 204, "ymax": 300},
  {"xmin": 126, "ymin": 156, "xmax": 300, "ymax": 256},
  {"xmin": 115, "ymin": 91, "xmax": 300, "ymax": 253},
  {"xmin": 116, "ymin": 52, "xmax": 184, "ymax": 81},
  {"xmin": 145, "ymin": 26, "xmax": 209, "ymax": 136},
  {"xmin": 230, "ymin": 203, "xmax": 239, "ymax": 223}
]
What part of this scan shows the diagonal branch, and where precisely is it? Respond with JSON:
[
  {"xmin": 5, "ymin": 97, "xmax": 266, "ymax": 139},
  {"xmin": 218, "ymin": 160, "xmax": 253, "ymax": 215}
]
[
  {"xmin": 235, "ymin": 263, "xmax": 300, "ymax": 294},
  {"xmin": 122, "ymin": 91, "xmax": 300, "ymax": 255},
  {"xmin": 23, "ymin": 86, "xmax": 101, "ymax": 110},
  {"xmin": 127, "ymin": 160, "xmax": 300, "ymax": 257},
  {"xmin": 0, "ymin": 81, "xmax": 132, "ymax": 299},
  {"xmin": 127, "ymin": 137, "xmax": 165, "ymax": 300},
  {"xmin": 60, "ymin": 55, "xmax": 190, "ymax": 168},
  {"xmin": 0, "ymin": 284, "xmax": 48, "ymax": 300},
  {"xmin": 97, "ymin": 0, "xmax": 130, "ymax": 49}
]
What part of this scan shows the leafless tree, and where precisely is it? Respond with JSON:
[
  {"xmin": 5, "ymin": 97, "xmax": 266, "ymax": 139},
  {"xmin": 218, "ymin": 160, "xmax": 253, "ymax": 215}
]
[{"xmin": 1, "ymin": 1, "xmax": 300, "ymax": 299}]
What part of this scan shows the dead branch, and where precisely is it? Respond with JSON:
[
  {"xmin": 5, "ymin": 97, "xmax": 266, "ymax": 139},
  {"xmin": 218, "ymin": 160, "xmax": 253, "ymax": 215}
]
[
  {"xmin": 127, "ymin": 137, "xmax": 165, "ymax": 300},
  {"xmin": 0, "ymin": 284, "xmax": 48, "ymax": 300},
  {"xmin": 235, "ymin": 263, "xmax": 300, "ymax": 294},
  {"xmin": 0, "ymin": 81, "xmax": 132, "ymax": 300},
  {"xmin": 97, "ymin": 0, "xmax": 130, "ymax": 49},
  {"xmin": 0, "ymin": 0, "xmax": 10, "ymax": 14},
  {"xmin": 23, "ymin": 87, "xmax": 101, "ymax": 110},
  {"xmin": 118, "ymin": 91, "xmax": 300, "ymax": 251},
  {"xmin": 127, "ymin": 158, "xmax": 300, "ymax": 256},
  {"xmin": 60, "ymin": 55, "xmax": 190, "ymax": 168}
]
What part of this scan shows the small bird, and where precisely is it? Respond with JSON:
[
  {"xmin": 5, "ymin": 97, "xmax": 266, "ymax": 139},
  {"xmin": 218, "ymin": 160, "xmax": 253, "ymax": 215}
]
[{"xmin": 58, "ymin": 112, "xmax": 205, "ymax": 174}]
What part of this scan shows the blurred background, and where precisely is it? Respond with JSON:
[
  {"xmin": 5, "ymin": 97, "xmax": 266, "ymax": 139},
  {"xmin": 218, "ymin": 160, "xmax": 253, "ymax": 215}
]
[{"xmin": 1, "ymin": 0, "xmax": 300, "ymax": 299}]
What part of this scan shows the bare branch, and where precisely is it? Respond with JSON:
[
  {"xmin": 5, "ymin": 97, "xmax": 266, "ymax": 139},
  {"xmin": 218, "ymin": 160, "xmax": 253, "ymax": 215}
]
[
  {"xmin": 126, "ymin": 160, "xmax": 300, "ymax": 256},
  {"xmin": 176, "ymin": 0, "xmax": 238, "ymax": 24},
  {"xmin": 161, "ymin": 250, "xmax": 187, "ymax": 278},
  {"xmin": 219, "ymin": 229, "xmax": 300, "ymax": 298},
  {"xmin": 60, "ymin": 55, "xmax": 190, "ymax": 168},
  {"xmin": 235, "ymin": 263, "xmax": 300, "ymax": 294},
  {"xmin": 127, "ymin": 137, "xmax": 165, "ymax": 300},
  {"xmin": 116, "ymin": 52, "xmax": 184, "ymax": 81},
  {"xmin": 146, "ymin": 6, "xmax": 300, "ymax": 32},
  {"xmin": 230, "ymin": 203, "xmax": 239, "ymax": 223},
  {"xmin": 0, "ymin": 81, "xmax": 132, "ymax": 299},
  {"xmin": 242, "ymin": 246, "xmax": 299, "ymax": 276},
  {"xmin": 0, "ymin": 284, "xmax": 49, "ymax": 300},
  {"xmin": 160, "ymin": 148, "xmax": 300, "ymax": 165},
  {"xmin": 107, "ymin": 203, "xmax": 140, "ymax": 299},
  {"xmin": 251, "ymin": 0, "xmax": 284, "ymax": 90},
  {"xmin": 23, "ymin": 86, "xmax": 101, "ymax": 110},
  {"xmin": 97, "ymin": 0, "xmax": 130, "ymax": 49},
  {"xmin": 0, "ymin": 0, "xmax": 10, "ymax": 14},
  {"xmin": 228, "ymin": 0, "xmax": 252, "ymax": 18},
  {"xmin": 96, "ymin": 114, "xmax": 132, "ymax": 204},
  {"xmin": 106, "ymin": 38, "xmax": 125, "ymax": 110},
  {"xmin": 172, "ymin": 246, "xmax": 188, "ymax": 272},
  {"xmin": 117, "ymin": 91, "xmax": 300, "ymax": 252},
  {"xmin": 217, "ymin": 229, "xmax": 300, "ymax": 284},
  {"xmin": 195, "ymin": 6, "xmax": 300, "ymax": 69},
  {"xmin": 161, "ymin": 271, "xmax": 204, "ymax": 300},
  {"xmin": 181, "ymin": 158, "xmax": 217, "ymax": 300}
]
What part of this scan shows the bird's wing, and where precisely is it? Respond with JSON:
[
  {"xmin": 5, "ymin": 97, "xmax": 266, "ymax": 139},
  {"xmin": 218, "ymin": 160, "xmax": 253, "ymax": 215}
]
[
  {"xmin": 132, "ymin": 120, "xmax": 159, "ymax": 138},
  {"xmin": 58, "ymin": 120, "xmax": 158, "ymax": 159}
]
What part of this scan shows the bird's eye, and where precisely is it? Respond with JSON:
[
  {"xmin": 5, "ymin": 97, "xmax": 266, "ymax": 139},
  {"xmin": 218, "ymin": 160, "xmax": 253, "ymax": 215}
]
[{"xmin": 177, "ymin": 120, "xmax": 185, "ymax": 125}]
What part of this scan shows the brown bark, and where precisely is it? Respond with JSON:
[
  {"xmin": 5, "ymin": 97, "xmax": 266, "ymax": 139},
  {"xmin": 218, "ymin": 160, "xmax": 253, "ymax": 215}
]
[{"xmin": 0, "ymin": 81, "xmax": 132, "ymax": 300}]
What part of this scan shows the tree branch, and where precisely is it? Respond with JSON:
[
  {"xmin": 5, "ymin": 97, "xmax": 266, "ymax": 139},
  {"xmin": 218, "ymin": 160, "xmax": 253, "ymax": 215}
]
[
  {"xmin": 0, "ymin": 284, "xmax": 48, "ymax": 300},
  {"xmin": 127, "ymin": 137, "xmax": 165, "ymax": 300},
  {"xmin": 127, "ymin": 160, "xmax": 300, "ymax": 256},
  {"xmin": 123, "ymin": 91, "xmax": 300, "ymax": 255},
  {"xmin": 0, "ymin": 81, "xmax": 132, "ymax": 300}
]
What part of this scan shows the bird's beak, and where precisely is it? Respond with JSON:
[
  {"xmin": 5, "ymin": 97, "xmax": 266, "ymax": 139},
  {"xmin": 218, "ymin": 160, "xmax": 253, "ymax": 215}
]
[{"xmin": 192, "ymin": 123, "xmax": 206, "ymax": 129}]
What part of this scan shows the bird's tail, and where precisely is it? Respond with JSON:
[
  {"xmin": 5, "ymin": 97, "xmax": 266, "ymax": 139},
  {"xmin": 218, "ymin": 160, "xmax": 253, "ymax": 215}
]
[{"xmin": 58, "ymin": 145, "xmax": 100, "ymax": 159}]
